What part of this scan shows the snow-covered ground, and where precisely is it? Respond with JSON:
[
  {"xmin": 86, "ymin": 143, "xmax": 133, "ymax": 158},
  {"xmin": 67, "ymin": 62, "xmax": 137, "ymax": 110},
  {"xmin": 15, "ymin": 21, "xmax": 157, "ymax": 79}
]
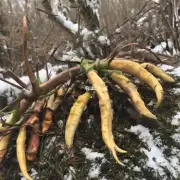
[
  {"xmin": 128, "ymin": 125, "xmax": 180, "ymax": 179},
  {"xmin": 81, "ymin": 147, "xmax": 106, "ymax": 179}
]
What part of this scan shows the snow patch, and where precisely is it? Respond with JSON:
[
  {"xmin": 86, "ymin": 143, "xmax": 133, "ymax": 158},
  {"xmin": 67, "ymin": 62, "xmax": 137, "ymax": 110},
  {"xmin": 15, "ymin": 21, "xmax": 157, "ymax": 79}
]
[
  {"xmin": 171, "ymin": 66, "xmax": 180, "ymax": 76},
  {"xmin": 88, "ymin": 163, "xmax": 101, "ymax": 178},
  {"xmin": 99, "ymin": 177, "xmax": 108, "ymax": 180},
  {"xmin": 151, "ymin": 42, "xmax": 168, "ymax": 54},
  {"xmin": 159, "ymin": 64, "xmax": 174, "ymax": 71},
  {"xmin": 46, "ymin": 136, "xmax": 56, "ymax": 149},
  {"xmin": 129, "ymin": 125, "xmax": 180, "ymax": 178},
  {"xmin": 64, "ymin": 166, "xmax": 75, "ymax": 180},
  {"xmin": 152, "ymin": 0, "xmax": 159, "ymax": 3},
  {"xmin": 137, "ymin": 16, "xmax": 147, "ymax": 26},
  {"xmin": 98, "ymin": 36, "xmax": 110, "ymax": 46},
  {"xmin": 62, "ymin": 50, "xmax": 81, "ymax": 62},
  {"xmin": 20, "ymin": 168, "xmax": 38, "ymax": 180},
  {"xmin": 81, "ymin": 147, "xmax": 104, "ymax": 160},
  {"xmin": 171, "ymin": 112, "xmax": 180, "ymax": 126},
  {"xmin": 150, "ymin": 39, "xmax": 180, "ymax": 55},
  {"xmin": 81, "ymin": 147, "xmax": 106, "ymax": 179},
  {"xmin": 133, "ymin": 166, "xmax": 141, "ymax": 172},
  {"xmin": 85, "ymin": 0, "xmax": 100, "ymax": 20},
  {"xmin": 171, "ymin": 133, "xmax": 180, "ymax": 144},
  {"xmin": 50, "ymin": 0, "xmax": 78, "ymax": 34}
]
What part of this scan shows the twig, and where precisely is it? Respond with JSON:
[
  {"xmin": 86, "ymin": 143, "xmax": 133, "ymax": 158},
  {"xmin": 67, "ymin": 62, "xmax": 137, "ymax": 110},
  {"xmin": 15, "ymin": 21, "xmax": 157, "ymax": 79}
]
[
  {"xmin": 36, "ymin": 8, "xmax": 55, "ymax": 17},
  {"xmin": 119, "ymin": 2, "xmax": 148, "ymax": 27},
  {"xmin": 53, "ymin": 57, "xmax": 81, "ymax": 64},
  {"xmin": 45, "ymin": 63, "xmax": 50, "ymax": 80},
  {"xmin": 106, "ymin": 43, "xmax": 139, "ymax": 61},
  {"xmin": 4, "ymin": 69, "xmax": 27, "ymax": 89},
  {"xmin": 23, "ymin": 16, "xmax": 40, "ymax": 95},
  {"xmin": 36, "ymin": 65, "xmax": 40, "ymax": 83},
  {"xmin": 135, "ymin": 43, "xmax": 163, "ymax": 63},
  {"xmin": 0, "ymin": 94, "xmax": 24, "ymax": 113},
  {"xmin": 41, "ymin": 23, "xmax": 56, "ymax": 46},
  {"xmin": 0, "ymin": 77, "xmax": 23, "ymax": 90}
]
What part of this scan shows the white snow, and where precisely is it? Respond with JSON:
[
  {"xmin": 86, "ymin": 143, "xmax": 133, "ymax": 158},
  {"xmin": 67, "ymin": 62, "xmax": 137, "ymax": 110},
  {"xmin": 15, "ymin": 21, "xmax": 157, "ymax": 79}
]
[
  {"xmin": 151, "ymin": 42, "xmax": 168, "ymax": 54},
  {"xmin": 98, "ymin": 36, "xmax": 110, "ymax": 46},
  {"xmin": 171, "ymin": 133, "xmax": 180, "ymax": 144},
  {"xmin": 62, "ymin": 50, "xmax": 81, "ymax": 62},
  {"xmin": 99, "ymin": 177, "xmax": 108, "ymax": 180},
  {"xmin": 46, "ymin": 136, "xmax": 56, "ymax": 149},
  {"xmin": 88, "ymin": 163, "xmax": 101, "ymax": 178},
  {"xmin": 137, "ymin": 16, "xmax": 147, "ymax": 26},
  {"xmin": 159, "ymin": 64, "xmax": 174, "ymax": 71},
  {"xmin": 81, "ymin": 147, "xmax": 104, "ymax": 160},
  {"xmin": 133, "ymin": 166, "xmax": 141, "ymax": 172},
  {"xmin": 81, "ymin": 147, "xmax": 106, "ymax": 179},
  {"xmin": 150, "ymin": 39, "xmax": 179, "ymax": 56},
  {"xmin": 171, "ymin": 112, "xmax": 180, "ymax": 126},
  {"xmin": 50, "ymin": 0, "xmax": 78, "ymax": 34},
  {"xmin": 129, "ymin": 125, "xmax": 180, "ymax": 178},
  {"xmin": 81, "ymin": 28, "xmax": 94, "ymax": 41},
  {"xmin": 85, "ymin": 0, "xmax": 100, "ymax": 20},
  {"xmin": 20, "ymin": 168, "xmax": 38, "ymax": 180},
  {"xmin": 64, "ymin": 166, "xmax": 75, "ymax": 180},
  {"xmin": 115, "ymin": 28, "xmax": 121, "ymax": 33},
  {"xmin": 171, "ymin": 66, "xmax": 180, "ymax": 76},
  {"xmin": 49, "ymin": 0, "xmax": 109, "ymax": 59},
  {"xmin": 152, "ymin": 0, "xmax": 159, "ymax": 3}
]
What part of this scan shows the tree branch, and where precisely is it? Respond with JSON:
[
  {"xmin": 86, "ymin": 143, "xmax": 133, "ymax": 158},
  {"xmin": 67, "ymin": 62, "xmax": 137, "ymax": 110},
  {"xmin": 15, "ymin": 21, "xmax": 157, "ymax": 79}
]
[
  {"xmin": 0, "ymin": 77, "xmax": 23, "ymax": 90},
  {"xmin": 23, "ymin": 16, "xmax": 40, "ymax": 95},
  {"xmin": 4, "ymin": 69, "xmax": 27, "ymax": 89}
]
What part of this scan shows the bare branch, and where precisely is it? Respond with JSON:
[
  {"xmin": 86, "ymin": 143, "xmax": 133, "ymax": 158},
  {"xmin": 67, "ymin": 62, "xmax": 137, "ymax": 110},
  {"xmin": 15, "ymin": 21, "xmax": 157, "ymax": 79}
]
[
  {"xmin": 4, "ymin": 69, "xmax": 27, "ymax": 89},
  {"xmin": 0, "ymin": 77, "xmax": 23, "ymax": 90},
  {"xmin": 23, "ymin": 16, "xmax": 40, "ymax": 95}
]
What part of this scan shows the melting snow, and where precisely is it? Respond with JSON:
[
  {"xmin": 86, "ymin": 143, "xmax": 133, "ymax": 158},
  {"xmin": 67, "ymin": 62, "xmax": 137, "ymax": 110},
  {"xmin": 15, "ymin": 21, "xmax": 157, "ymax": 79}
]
[
  {"xmin": 137, "ymin": 16, "xmax": 147, "ymax": 26},
  {"xmin": 129, "ymin": 125, "xmax": 180, "ymax": 178},
  {"xmin": 159, "ymin": 64, "xmax": 174, "ymax": 71},
  {"xmin": 20, "ymin": 168, "xmax": 38, "ymax": 180},
  {"xmin": 50, "ymin": 0, "xmax": 78, "ymax": 34},
  {"xmin": 85, "ymin": 0, "xmax": 100, "ymax": 20},
  {"xmin": 64, "ymin": 166, "xmax": 75, "ymax": 180},
  {"xmin": 81, "ymin": 147, "xmax": 106, "ymax": 179},
  {"xmin": 62, "ymin": 50, "xmax": 81, "ymax": 62},
  {"xmin": 99, "ymin": 177, "xmax": 108, "ymax": 180},
  {"xmin": 151, "ymin": 42, "xmax": 169, "ymax": 54},
  {"xmin": 46, "ymin": 136, "xmax": 56, "ymax": 149},
  {"xmin": 171, "ymin": 66, "xmax": 180, "ymax": 76},
  {"xmin": 150, "ymin": 39, "xmax": 179, "ymax": 55},
  {"xmin": 171, "ymin": 133, "xmax": 180, "ymax": 144},
  {"xmin": 98, "ymin": 36, "xmax": 110, "ymax": 46},
  {"xmin": 81, "ymin": 147, "xmax": 105, "ymax": 160},
  {"xmin": 171, "ymin": 112, "xmax": 180, "ymax": 126},
  {"xmin": 88, "ymin": 163, "xmax": 101, "ymax": 178},
  {"xmin": 133, "ymin": 166, "xmax": 141, "ymax": 172}
]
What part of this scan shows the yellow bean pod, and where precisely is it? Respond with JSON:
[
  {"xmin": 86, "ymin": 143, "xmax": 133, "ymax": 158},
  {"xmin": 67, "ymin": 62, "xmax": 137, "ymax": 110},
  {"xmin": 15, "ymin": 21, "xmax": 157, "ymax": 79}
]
[
  {"xmin": 110, "ymin": 59, "xmax": 163, "ymax": 107},
  {"xmin": 110, "ymin": 72, "xmax": 157, "ymax": 119},
  {"xmin": 141, "ymin": 63, "xmax": 175, "ymax": 83},
  {"xmin": 65, "ymin": 92, "xmax": 91, "ymax": 149},
  {"xmin": 17, "ymin": 126, "xmax": 33, "ymax": 180},
  {"xmin": 0, "ymin": 133, "xmax": 11, "ymax": 163},
  {"xmin": 87, "ymin": 70, "xmax": 126, "ymax": 165}
]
